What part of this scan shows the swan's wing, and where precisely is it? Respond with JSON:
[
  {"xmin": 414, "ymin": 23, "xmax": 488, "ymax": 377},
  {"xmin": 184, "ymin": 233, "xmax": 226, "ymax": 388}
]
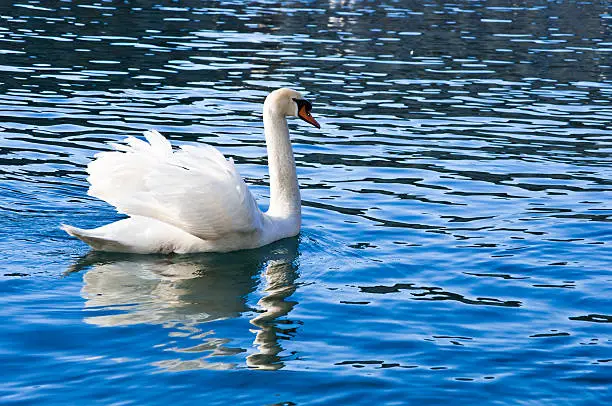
[{"xmin": 87, "ymin": 130, "xmax": 264, "ymax": 240}]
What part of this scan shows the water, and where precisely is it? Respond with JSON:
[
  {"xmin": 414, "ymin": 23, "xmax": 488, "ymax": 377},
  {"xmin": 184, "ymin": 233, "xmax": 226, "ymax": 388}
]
[{"xmin": 1, "ymin": 0, "xmax": 611, "ymax": 404}]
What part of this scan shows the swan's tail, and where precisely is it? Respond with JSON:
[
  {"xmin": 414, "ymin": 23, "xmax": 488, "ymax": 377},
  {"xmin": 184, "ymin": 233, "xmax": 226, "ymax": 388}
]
[{"xmin": 61, "ymin": 224, "xmax": 129, "ymax": 252}]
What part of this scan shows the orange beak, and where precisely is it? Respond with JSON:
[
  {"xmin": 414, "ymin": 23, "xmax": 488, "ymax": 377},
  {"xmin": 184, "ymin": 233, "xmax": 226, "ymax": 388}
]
[{"xmin": 298, "ymin": 105, "xmax": 321, "ymax": 129}]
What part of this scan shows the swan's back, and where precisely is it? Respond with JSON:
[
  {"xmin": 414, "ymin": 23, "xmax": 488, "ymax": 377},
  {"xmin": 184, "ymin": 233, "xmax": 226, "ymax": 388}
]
[{"xmin": 88, "ymin": 130, "xmax": 264, "ymax": 242}]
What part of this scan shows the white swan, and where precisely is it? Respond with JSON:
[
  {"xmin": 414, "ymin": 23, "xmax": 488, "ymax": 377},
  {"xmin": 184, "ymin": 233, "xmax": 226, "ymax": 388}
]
[{"xmin": 61, "ymin": 88, "xmax": 320, "ymax": 254}]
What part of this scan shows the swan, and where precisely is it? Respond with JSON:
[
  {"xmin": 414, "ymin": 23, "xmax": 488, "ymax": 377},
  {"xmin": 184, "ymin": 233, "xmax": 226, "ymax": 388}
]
[{"xmin": 61, "ymin": 88, "xmax": 320, "ymax": 254}]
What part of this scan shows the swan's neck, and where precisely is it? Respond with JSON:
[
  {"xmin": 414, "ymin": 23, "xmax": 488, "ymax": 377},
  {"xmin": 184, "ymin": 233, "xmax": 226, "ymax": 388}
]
[{"xmin": 263, "ymin": 108, "xmax": 301, "ymax": 220}]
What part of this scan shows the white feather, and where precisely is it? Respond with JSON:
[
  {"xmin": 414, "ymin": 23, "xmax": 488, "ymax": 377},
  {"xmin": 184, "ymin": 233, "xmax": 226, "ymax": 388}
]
[{"xmin": 87, "ymin": 133, "xmax": 263, "ymax": 241}]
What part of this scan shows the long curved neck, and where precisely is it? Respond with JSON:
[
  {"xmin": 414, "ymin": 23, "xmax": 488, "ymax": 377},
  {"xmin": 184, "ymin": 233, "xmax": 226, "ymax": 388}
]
[{"xmin": 263, "ymin": 107, "xmax": 301, "ymax": 219}]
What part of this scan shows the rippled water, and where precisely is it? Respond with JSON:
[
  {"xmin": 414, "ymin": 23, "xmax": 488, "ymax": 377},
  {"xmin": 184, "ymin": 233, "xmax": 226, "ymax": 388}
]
[{"xmin": 1, "ymin": 0, "xmax": 612, "ymax": 404}]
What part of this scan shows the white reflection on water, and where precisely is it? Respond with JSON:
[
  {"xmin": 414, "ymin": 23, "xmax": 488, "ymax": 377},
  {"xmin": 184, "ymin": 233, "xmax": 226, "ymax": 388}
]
[{"xmin": 68, "ymin": 238, "xmax": 300, "ymax": 371}]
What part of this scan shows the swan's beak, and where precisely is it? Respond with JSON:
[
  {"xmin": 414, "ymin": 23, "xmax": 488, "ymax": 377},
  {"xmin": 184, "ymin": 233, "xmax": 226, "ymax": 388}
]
[{"xmin": 298, "ymin": 104, "xmax": 321, "ymax": 129}]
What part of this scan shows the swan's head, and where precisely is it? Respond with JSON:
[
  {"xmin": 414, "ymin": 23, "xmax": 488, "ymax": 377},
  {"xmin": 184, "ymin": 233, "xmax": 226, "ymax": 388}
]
[{"xmin": 264, "ymin": 88, "xmax": 320, "ymax": 129}]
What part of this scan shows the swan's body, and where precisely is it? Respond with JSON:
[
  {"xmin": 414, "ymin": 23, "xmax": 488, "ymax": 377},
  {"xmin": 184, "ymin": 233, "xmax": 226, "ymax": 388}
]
[{"xmin": 62, "ymin": 88, "xmax": 320, "ymax": 254}]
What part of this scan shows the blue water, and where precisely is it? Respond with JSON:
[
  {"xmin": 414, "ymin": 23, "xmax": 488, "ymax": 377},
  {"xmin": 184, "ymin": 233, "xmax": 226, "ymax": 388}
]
[{"xmin": 1, "ymin": 0, "xmax": 612, "ymax": 404}]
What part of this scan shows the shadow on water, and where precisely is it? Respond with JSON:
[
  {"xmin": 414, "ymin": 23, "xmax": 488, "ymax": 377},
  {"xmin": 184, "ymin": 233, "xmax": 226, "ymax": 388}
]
[{"xmin": 65, "ymin": 237, "xmax": 301, "ymax": 371}]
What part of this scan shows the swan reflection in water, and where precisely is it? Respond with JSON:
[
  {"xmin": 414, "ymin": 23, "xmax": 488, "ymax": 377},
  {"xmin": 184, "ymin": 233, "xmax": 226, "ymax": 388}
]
[{"xmin": 68, "ymin": 237, "xmax": 301, "ymax": 371}]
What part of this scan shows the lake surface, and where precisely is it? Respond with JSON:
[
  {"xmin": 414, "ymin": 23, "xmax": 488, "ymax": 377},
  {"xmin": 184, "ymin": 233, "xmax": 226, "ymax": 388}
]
[{"xmin": 1, "ymin": 0, "xmax": 611, "ymax": 404}]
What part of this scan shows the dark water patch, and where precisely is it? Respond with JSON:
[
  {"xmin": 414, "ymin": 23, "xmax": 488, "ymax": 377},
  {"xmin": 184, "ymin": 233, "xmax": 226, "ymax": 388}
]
[
  {"xmin": 359, "ymin": 283, "xmax": 522, "ymax": 307},
  {"xmin": 570, "ymin": 314, "xmax": 612, "ymax": 324},
  {"xmin": 529, "ymin": 332, "xmax": 571, "ymax": 338},
  {"xmin": 464, "ymin": 272, "xmax": 530, "ymax": 280}
]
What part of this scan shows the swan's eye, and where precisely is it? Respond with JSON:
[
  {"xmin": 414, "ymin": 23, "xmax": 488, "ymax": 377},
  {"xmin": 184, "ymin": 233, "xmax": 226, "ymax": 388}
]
[{"xmin": 293, "ymin": 97, "xmax": 313, "ymax": 112}]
